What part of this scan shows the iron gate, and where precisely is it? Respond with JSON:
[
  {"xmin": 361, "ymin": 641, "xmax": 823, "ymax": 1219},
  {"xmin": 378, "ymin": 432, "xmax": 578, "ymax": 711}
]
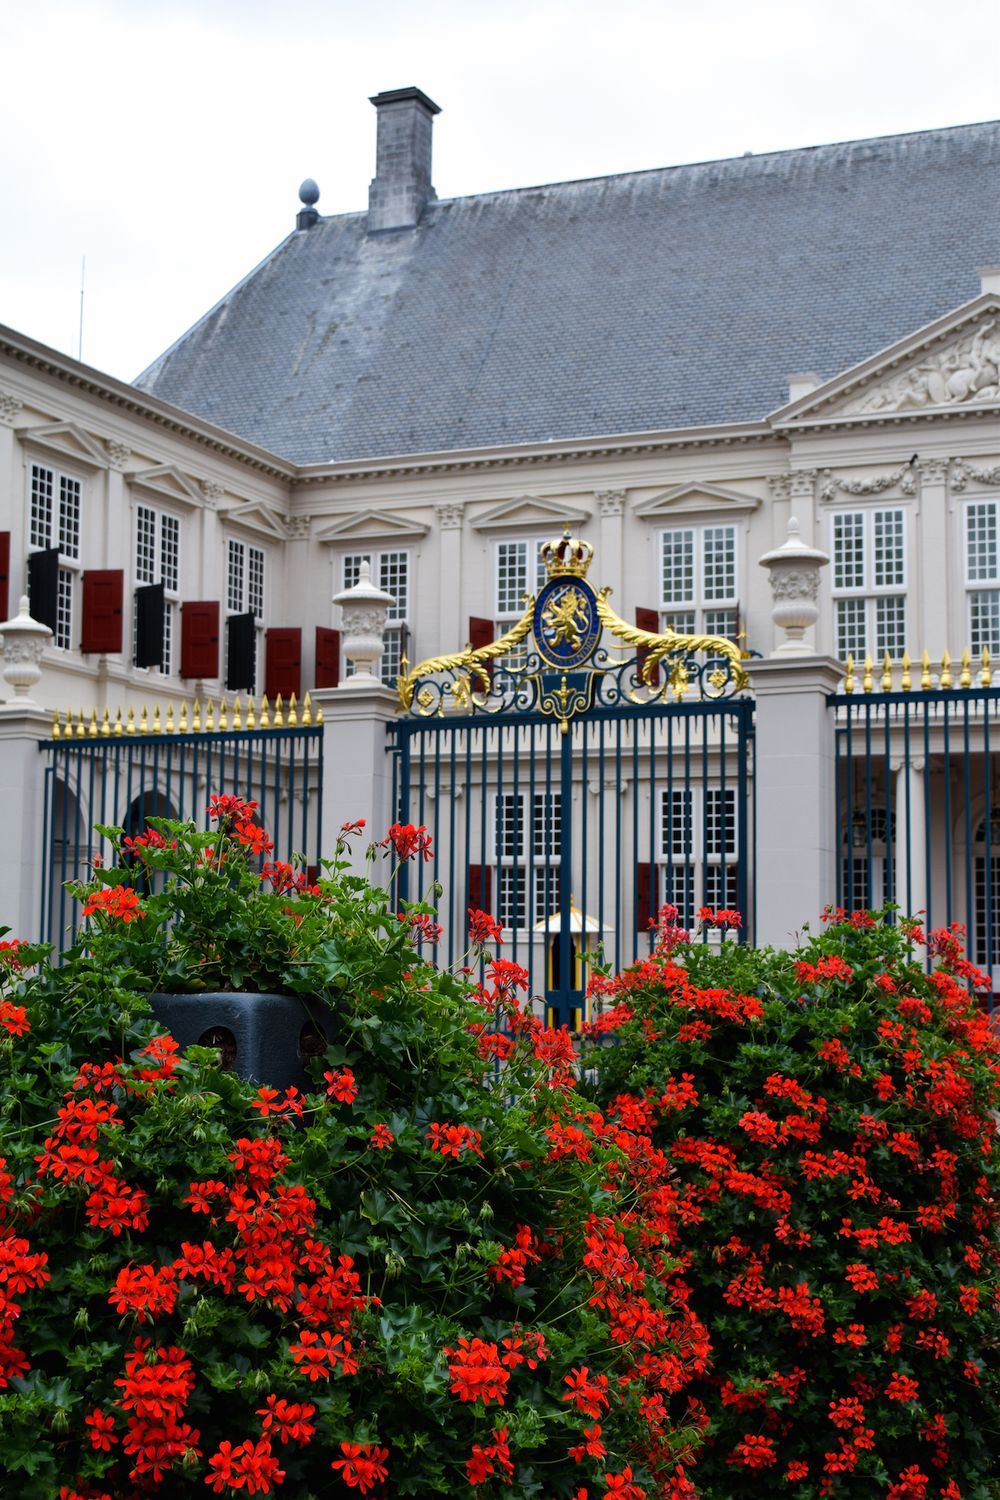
[
  {"xmin": 390, "ymin": 533, "xmax": 755, "ymax": 1023},
  {"xmin": 39, "ymin": 701, "xmax": 323, "ymax": 950}
]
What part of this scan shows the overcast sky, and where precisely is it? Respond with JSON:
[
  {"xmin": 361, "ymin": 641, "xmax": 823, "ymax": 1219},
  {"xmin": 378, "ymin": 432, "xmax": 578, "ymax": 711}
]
[{"xmin": 3, "ymin": 0, "xmax": 1000, "ymax": 383}]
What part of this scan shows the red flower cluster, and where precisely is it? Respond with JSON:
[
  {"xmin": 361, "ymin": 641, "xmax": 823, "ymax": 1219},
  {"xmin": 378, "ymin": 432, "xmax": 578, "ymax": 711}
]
[
  {"xmin": 331, "ymin": 1441, "xmax": 390, "ymax": 1492},
  {"xmin": 426, "ymin": 1122, "xmax": 483, "ymax": 1158},
  {"xmin": 379, "ymin": 822, "xmax": 433, "ymax": 862},
  {"xmin": 206, "ymin": 795, "xmax": 274, "ymax": 857},
  {"xmin": 82, "ymin": 885, "xmax": 145, "ymax": 922},
  {"xmin": 468, "ymin": 907, "xmax": 503, "ymax": 946}
]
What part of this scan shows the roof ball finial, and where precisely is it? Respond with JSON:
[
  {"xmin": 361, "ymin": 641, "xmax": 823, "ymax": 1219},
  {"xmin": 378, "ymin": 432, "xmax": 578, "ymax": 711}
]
[{"xmin": 296, "ymin": 179, "xmax": 320, "ymax": 230}]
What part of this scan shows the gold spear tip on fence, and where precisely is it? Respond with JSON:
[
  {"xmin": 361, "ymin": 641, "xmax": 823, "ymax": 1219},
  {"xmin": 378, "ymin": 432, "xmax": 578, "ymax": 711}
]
[
  {"xmin": 232, "ymin": 694, "xmax": 242, "ymax": 730},
  {"xmin": 900, "ymin": 650, "xmax": 912, "ymax": 692},
  {"xmin": 940, "ymin": 650, "xmax": 952, "ymax": 690},
  {"xmin": 273, "ymin": 693, "xmax": 285, "ymax": 727},
  {"xmin": 982, "ymin": 647, "xmax": 993, "ymax": 688},
  {"xmin": 881, "ymin": 652, "xmax": 893, "ymax": 692},
  {"xmin": 165, "ymin": 704, "xmax": 175, "ymax": 734},
  {"xmin": 259, "ymin": 694, "xmax": 270, "ymax": 728},
  {"xmin": 205, "ymin": 699, "xmax": 215, "ymax": 731},
  {"xmin": 192, "ymin": 698, "xmax": 201, "ymax": 731},
  {"xmin": 301, "ymin": 691, "xmax": 312, "ymax": 726},
  {"xmin": 100, "ymin": 707, "xmax": 111, "ymax": 737},
  {"xmin": 245, "ymin": 695, "xmax": 256, "ymax": 728},
  {"xmin": 113, "ymin": 706, "xmax": 123, "ymax": 736},
  {"xmin": 960, "ymin": 647, "xmax": 972, "ymax": 690},
  {"xmin": 178, "ymin": 702, "xmax": 188, "ymax": 733},
  {"xmin": 862, "ymin": 655, "xmax": 874, "ymax": 693},
  {"xmin": 921, "ymin": 650, "xmax": 932, "ymax": 690},
  {"xmin": 843, "ymin": 654, "xmax": 855, "ymax": 693},
  {"xmin": 218, "ymin": 697, "xmax": 228, "ymax": 731},
  {"xmin": 288, "ymin": 692, "xmax": 298, "ymax": 726}
]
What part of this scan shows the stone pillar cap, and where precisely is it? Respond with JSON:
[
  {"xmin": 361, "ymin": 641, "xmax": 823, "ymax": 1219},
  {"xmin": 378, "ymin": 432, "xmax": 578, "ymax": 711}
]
[{"xmin": 1, "ymin": 595, "xmax": 53, "ymax": 641}]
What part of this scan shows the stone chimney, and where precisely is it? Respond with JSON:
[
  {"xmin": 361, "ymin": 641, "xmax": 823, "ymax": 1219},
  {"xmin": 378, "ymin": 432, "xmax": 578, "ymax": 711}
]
[{"xmin": 368, "ymin": 87, "xmax": 441, "ymax": 232}]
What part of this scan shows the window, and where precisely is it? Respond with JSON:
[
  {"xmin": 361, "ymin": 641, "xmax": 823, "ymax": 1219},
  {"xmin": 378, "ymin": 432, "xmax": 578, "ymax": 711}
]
[
  {"xmin": 135, "ymin": 505, "xmax": 180, "ymax": 675},
  {"xmin": 841, "ymin": 806, "xmax": 894, "ymax": 912},
  {"xmin": 965, "ymin": 501, "xmax": 1000, "ymax": 657},
  {"xmin": 656, "ymin": 786, "xmax": 739, "ymax": 927},
  {"xmin": 227, "ymin": 538, "xmax": 266, "ymax": 691},
  {"xmin": 494, "ymin": 790, "xmax": 561, "ymax": 932},
  {"xmin": 30, "ymin": 462, "xmax": 81, "ymax": 650},
  {"xmin": 342, "ymin": 551, "xmax": 409, "ymax": 686},
  {"xmin": 493, "ymin": 540, "xmax": 547, "ymax": 669},
  {"xmin": 831, "ymin": 509, "xmax": 906, "ymax": 663},
  {"xmin": 660, "ymin": 525, "xmax": 738, "ymax": 640},
  {"xmin": 974, "ymin": 813, "xmax": 1000, "ymax": 969}
]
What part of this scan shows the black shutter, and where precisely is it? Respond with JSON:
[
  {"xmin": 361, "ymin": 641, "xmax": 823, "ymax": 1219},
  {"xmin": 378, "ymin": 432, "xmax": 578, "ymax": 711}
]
[
  {"xmin": 226, "ymin": 611, "xmax": 257, "ymax": 692},
  {"xmin": 134, "ymin": 583, "xmax": 165, "ymax": 668},
  {"xmin": 27, "ymin": 548, "xmax": 59, "ymax": 635}
]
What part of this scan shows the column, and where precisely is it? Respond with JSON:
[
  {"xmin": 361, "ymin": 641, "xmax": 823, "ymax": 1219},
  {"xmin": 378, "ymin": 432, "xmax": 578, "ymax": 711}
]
[
  {"xmin": 893, "ymin": 756, "xmax": 927, "ymax": 921},
  {"xmin": 434, "ymin": 502, "xmax": 464, "ymax": 657},
  {"xmin": 311, "ymin": 685, "xmax": 399, "ymax": 876},
  {"xmin": 595, "ymin": 490, "xmax": 626, "ymax": 603},
  {"xmin": 746, "ymin": 656, "xmax": 843, "ymax": 944},
  {"xmin": 0, "ymin": 391, "xmax": 24, "ymax": 599},
  {"xmin": 916, "ymin": 460, "xmax": 949, "ymax": 656}
]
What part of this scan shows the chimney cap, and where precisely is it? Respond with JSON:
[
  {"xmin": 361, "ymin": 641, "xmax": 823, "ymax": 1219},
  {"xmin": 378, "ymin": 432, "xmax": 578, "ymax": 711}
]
[{"xmin": 369, "ymin": 86, "xmax": 441, "ymax": 116}]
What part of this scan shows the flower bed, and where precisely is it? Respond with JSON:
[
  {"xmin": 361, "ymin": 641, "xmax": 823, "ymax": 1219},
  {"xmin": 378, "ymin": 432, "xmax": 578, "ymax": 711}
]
[
  {"xmin": 0, "ymin": 805, "xmax": 704, "ymax": 1498},
  {"xmin": 582, "ymin": 907, "xmax": 1000, "ymax": 1498}
]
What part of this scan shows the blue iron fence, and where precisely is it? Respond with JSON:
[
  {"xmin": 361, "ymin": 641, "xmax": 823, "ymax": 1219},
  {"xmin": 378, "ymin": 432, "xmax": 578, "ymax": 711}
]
[
  {"xmin": 40, "ymin": 710, "xmax": 323, "ymax": 950},
  {"xmin": 831, "ymin": 679, "xmax": 1000, "ymax": 980},
  {"xmin": 390, "ymin": 696, "xmax": 755, "ymax": 1025}
]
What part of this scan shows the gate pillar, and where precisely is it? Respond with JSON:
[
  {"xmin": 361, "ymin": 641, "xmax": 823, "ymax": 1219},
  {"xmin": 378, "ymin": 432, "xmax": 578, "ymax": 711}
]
[
  {"xmin": 0, "ymin": 704, "xmax": 53, "ymax": 938},
  {"xmin": 312, "ymin": 684, "xmax": 398, "ymax": 872},
  {"xmin": 746, "ymin": 657, "xmax": 842, "ymax": 945}
]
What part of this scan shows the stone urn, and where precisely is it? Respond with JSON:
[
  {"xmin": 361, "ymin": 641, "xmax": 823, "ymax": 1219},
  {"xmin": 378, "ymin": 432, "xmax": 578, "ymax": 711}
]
[
  {"xmin": 758, "ymin": 518, "xmax": 830, "ymax": 656},
  {"xmin": 332, "ymin": 561, "xmax": 396, "ymax": 686},
  {"xmin": 0, "ymin": 595, "xmax": 53, "ymax": 700}
]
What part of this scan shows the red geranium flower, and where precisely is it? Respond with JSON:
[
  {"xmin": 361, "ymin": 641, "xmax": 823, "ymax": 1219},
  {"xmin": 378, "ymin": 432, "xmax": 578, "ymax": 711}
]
[{"xmin": 331, "ymin": 1441, "xmax": 390, "ymax": 1492}]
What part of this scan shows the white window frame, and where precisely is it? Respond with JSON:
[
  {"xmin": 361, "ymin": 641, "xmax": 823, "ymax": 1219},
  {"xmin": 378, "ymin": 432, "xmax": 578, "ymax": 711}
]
[
  {"xmin": 341, "ymin": 550, "xmax": 410, "ymax": 687},
  {"xmin": 134, "ymin": 503, "xmax": 181, "ymax": 677},
  {"xmin": 493, "ymin": 789, "xmax": 562, "ymax": 936},
  {"xmin": 659, "ymin": 524, "xmax": 739, "ymax": 641},
  {"xmin": 964, "ymin": 499, "xmax": 1000, "ymax": 658},
  {"xmin": 830, "ymin": 507, "xmax": 908, "ymax": 663},
  {"xmin": 29, "ymin": 461, "xmax": 82, "ymax": 651},
  {"xmin": 655, "ymin": 785, "xmax": 739, "ymax": 926}
]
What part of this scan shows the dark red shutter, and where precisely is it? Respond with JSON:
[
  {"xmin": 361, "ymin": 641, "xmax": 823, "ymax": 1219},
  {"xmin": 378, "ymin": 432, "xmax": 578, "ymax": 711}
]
[
  {"xmin": 635, "ymin": 607, "xmax": 661, "ymax": 686},
  {"xmin": 180, "ymin": 601, "xmax": 220, "ymax": 680},
  {"xmin": 0, "ymin": 533, "xmax": 9, "ymax": 623},
  {"xmin": 80, "ymin": 570, "xmax": 124, "ymax": 654},
  {"xmin": 636, "ymin": 861, "xmax": 654, "ymax": 932},
  {"xmin": 265, "ymin": 627, "xmax": 302, "ymax": 701},
  {"xmin": 315, "ymin": 627, "xmax": 341, "ymax": 689},
  {"xmin": 469, "ymin": 616, "xmax": 495, "ymax": 682},
  {"xmin": 468, "ymin": 863, "xmax": 493, "ymax": 916}
]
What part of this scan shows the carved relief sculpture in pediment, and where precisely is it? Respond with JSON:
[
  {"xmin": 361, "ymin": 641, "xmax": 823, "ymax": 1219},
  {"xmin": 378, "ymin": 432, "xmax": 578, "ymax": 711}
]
[{"xmin": 843, "ymin": 318, "xmax": 1000, "ymax": 415}]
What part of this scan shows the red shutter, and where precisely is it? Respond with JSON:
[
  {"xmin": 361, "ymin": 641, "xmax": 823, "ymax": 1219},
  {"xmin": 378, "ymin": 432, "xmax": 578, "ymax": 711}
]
[
  {"xmin": 469, "ymin": 616, "xmax": 495, "ymax": 682},
  {"xmin": 468, "ymin": 863, "xmax": 493, "ymax": 916},
  {"xmin": 315, "ymin": 627, "xmax": 341, "ymax": 689},
  {"xmin": 265, "ymin": 627, "xmax": 302, "ymax": 700},
  {"xmin": 635, "ymin": 607, "xmax": 661, "ymax": 686},
  {"xmin": 80, "ymin": 570, "xmax": 124, "ymax": 654},
  {"xmin": 180, "ymin": 601, "xmax": 220, "ymax": 680},
  {"xmin": 636, "ymin": 861, "xmax": 654, "ymax": 932},
  {"xmin": 0, "ymin": 533, "xmax": 9, "ymax": 623}
]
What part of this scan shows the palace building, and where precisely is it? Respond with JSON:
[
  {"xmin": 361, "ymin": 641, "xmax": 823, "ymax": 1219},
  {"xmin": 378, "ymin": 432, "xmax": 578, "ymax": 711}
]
[{"xmin": 3, "ymin": 88, "xmax": 1000, "ymax": 997}]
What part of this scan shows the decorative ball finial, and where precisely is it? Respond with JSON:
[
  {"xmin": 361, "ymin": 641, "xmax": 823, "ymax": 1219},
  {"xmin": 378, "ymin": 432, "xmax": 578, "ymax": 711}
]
[{"xmin": 296, "ymin": 180, "xmax": 320, "ymax": 231}]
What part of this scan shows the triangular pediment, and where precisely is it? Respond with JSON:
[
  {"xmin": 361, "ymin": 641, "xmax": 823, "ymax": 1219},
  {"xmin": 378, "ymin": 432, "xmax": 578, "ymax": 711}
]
[
  {"xmin": 772, "ymin": 293, "xmax": 1000, "ymax": 427},
  {"xmin": 470, "ymin": 496, "xmax": 591, "ymax": 533},
  {"xmin": 129, "ymin": 464, "xmax": 206, "ymax": 507},
  {"xmin": 313, "ymin": 508, "xmax": 429, "ymax": 544},
  {"xmin": 17, "ymin": 420, "xmax": 108, "ymax": 469},
  {"xmin": 221, "ymin": 499, "xmax": 290, "ymax": 540},
  {"xmin": 633, "ymin": 482, "xmax": 760, "ymax": 519}
]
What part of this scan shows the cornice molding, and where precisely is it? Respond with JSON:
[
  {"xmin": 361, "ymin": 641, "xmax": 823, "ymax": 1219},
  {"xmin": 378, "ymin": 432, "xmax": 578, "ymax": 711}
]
[
  {"xmin": 312, "ymin": 508, "xmax": 430, "ymax": 545},
  {"xmin": 632, "ymin": 481, "xmax": 761, "ymax": 520},
  {"xmin": 469, "ymin": 496, "xmax": 591, "ymax": 533}
]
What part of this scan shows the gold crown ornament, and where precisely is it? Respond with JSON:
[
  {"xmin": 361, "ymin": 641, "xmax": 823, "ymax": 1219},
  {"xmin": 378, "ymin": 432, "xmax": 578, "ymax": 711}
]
[{"xmin": 540, "ymin": 531, "xmax": 594, "ymax": 579}]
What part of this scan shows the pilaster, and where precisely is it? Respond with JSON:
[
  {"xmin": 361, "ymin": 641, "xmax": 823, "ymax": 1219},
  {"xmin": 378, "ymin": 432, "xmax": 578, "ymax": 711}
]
[
  {"xmin": 595, "ymin": 490, "xmax": 626, "ymax": 604},
  {"xmin": 435, "ymin": 501, "xmax": 464, "ymax": 657},
  {"xmin": 916, "ymin": 460, "xmax": 950, "ymax": 655}
]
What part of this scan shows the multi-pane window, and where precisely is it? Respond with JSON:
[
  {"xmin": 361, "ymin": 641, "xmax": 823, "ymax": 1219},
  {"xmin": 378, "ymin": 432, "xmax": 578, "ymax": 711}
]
[
  {"xmin": 966, "ymin": 502, "xmax": 1000, "ymax": 656},
  {"xmin": 342, "ymin": 551, "xmax": 409, "ymax": 685},
  {"xmin": 660, "ymin": 525, "xmax": 738, "ymax": 639},
  {"xmin": 494, "ymin": 790, "xmax": 561, "ymax": 932},
  {"xmin": 135, "ymin": 505, "xmax": 180, "ymax": 675},
  {"xmin": 494, "ymin": 540, "xmax": 548, "ymax": 669},
  {"xmin": 226, "ymin": 538, "xmax": 266, "ymax": 693},
  {"xmin": 841, "ymin": 807, "xmax": 894, "ymax": 913},
  {"xmin": 656, "ymin": 786, "xmax": 738, "ymax": 927},
  {"xmin": 30, "ymin": 462, "xmax": 81, "ymax": 650},
  {"xmin": 832, "ymin": 509, "xmax": 906, "ymax": 662},
  {"xmin": 973, "ymin": 814, "xmax": 1000, "ymax": 968}
]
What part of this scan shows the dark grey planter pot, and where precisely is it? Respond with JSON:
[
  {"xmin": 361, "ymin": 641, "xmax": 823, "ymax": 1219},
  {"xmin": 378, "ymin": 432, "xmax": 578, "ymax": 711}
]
[{"xmin": 148, "ymin": 992, "xmax": 328, "ymax": 1091}]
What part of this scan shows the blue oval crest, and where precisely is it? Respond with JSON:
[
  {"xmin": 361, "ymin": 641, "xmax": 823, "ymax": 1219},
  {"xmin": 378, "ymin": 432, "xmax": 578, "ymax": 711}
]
[{"xmin": 533, "ymin": 577, "xmax": 601, "ymax": 669}]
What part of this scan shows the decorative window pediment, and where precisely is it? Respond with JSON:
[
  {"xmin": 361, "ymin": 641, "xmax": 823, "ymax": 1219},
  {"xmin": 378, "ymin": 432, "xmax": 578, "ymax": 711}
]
[
  {"xmin": 17, "ymin": 420, "xmax": 108, "ymax": 471},
  {"xmin": 772, "ymin": 292, "xmax": 1000, "ymax": 427},
  {"xmin": 220, "ymin": 499, "xmax": 290, "ymax": 540},
  {"xmin": 314, "ymin": 508, "xmax": 429, "ymax": 545},
  {"xmin": 129, "ymin": 464, "xmax": 206, "ymax": 510},
  {"xmin": 633, "ymin": 483, "xmax": 760, "ymax": 520},
  {"xmin": 469, "ymin": 496, "xmax": 591, "ymax": 534}
]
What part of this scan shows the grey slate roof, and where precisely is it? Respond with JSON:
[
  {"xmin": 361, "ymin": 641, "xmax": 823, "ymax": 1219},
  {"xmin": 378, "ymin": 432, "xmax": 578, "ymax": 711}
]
[{"xmin": 135, "ymin": 121, "xmax": 1000, "ymax": 465}]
